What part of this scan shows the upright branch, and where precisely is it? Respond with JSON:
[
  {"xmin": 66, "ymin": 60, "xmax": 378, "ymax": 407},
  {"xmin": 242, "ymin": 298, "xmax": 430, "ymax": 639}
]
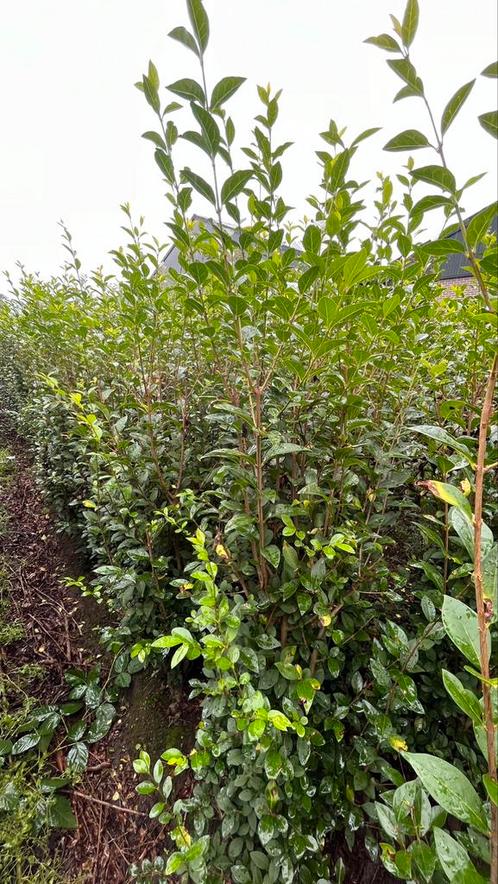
[{"xmin": 474, "ymin": 352, "xmax": 498, "ymax": 879}]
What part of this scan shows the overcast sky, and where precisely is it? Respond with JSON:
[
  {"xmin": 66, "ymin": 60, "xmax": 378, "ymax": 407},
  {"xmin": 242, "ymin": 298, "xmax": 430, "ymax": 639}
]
[{"xmin": 1, "ymin": 1, "xmax": 497, "ymax": 281}]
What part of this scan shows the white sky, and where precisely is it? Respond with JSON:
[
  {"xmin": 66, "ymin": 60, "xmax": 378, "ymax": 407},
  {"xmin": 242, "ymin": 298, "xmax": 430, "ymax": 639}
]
[{"xmin": 1, "ymin": 1, "xmax": 497, "ymax": 281}]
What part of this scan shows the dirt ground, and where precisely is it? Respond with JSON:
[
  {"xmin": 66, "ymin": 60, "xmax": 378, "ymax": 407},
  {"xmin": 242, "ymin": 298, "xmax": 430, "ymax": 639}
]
[{"xmin": 0, "ymin": 428, "xmax": 197, "ymax": 882}]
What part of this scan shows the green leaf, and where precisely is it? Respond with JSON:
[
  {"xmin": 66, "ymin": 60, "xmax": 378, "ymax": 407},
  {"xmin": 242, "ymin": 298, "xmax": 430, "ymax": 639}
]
[
  {"xmin": 210, "ymin": 76, "xmax": 246, "ymax": 110},
  {"xmin": 433, "ymin": 828, "xmax": 486, "ymax": 883},
  {"xmin": 86, "ymin": 702, "xmax": 115, "ymax": 743},
  {"xmin": 442, "ymin": 595, "xmax": 490, "ymax": 669},
  {"xmin": 296, "ymin": 678, "xmax": 319, "ymax": 702},
  {"xmin": 151, "ymin": 634, "xmax": 182, "ymax": 649},
  {"xmin": 412, "ymin": 164, "xmax": 456, "ymax": 192},
  {"xmin": 482, "ymin": 773, "xmax": 498, "ymax": 806},
  {"xmin": 375, "ymin": 803, "xmax": 398, "ymax": 840},
  {"xmin": 466, "ymin": 202, "xmax": 498, "ymax": 248},
  {"xmin": 387, "ymin": 58, "xmax": 424, "ymax": 94},
  {"xmin": 267, "ymin": 709, "xmax": 292, "ymax": 731},
  {"xmin": 449, "ymin": 507, "xmax": 474, "ymax": 559},
  {"xmin": 149, "ymin": 801, "xmax": 166, "ymax": 818},
  {"xmin": 328, "ymin": 149, "xmax": 351, "ymax": 190},
  {"xmin": 298, "ymin": 265, "xmax": 320, "ymax": 293},
  {"xmin": 187, "ymin": 0, "xmax": 209, "ymax": 52},
  {"xmin": 364, "ymin": 34, "xmax": 401, "ymax": 53},
  {"xmin": 481, "ymin": 61, "xmax": 498, "ymax": 78},
  {"xmin": 191, "ymin": 104, "xmax": 220, "ymax": 156},
  {"xmin": 420, "ymin": 238, "xmax": 465, "ymax": 257},
  {"xmin": 248, "ymin": 719, "xmax": 266, "ymax": 740},
  {"xmin": 403, "ymin": 753, "xmax": 488, "ymax": 833},
  {"xmin": 409, "ymin": 841, "xmax": 436, "ymax": 883},
  {"xmin": 67, "ymin": 741, "xmax": 88, "ymax": 772},
  {"xmin": 161, "ymin": 747, "xmax": 186, "ymax": 765},
  {"xmin": 303, "ymin": 225, "xmax": 322, "ymax": 254},
  {"xmin": 167, "ymin": 78, "xmax": 205, "ymax": 104},
  {"xmin": 478, "ymin": 110, "xmax": 498, "ymax": 139},
  {"xmin": 401, "ymin": 0, "xmax": 419, "ymax": 47},
  {"xmin": 411, "ymin": 424, "xmax": 475, "ymax": 464},
  {"xmin": 384, "ymin": 129, "xmax": 430, "ymax": 151},
  {"xmin": 142, "ymin": 75, "xmax": 160, "ymax": 113},
  {"xmin": 182, "ymin": 169, "xmax": 216, "ymax": 205},
  {"xmin": 441, "ymin": 80, "xmax": 475, "ymax": 134},
  {"xmin": 171, "ymin": 643, "xmax": 189, "ymax": 668},
  {"xmin": 412, "ymin": 194, "xmax": 452, "ymax": 215},
  {"xmin": 258, "ymin": 814, "xmax": 277, "ymax": 847},
  {"xmin": 351, "ymin": 127, "xmax": 382, "ymax": 146},
  {"xmin": 261, "ymin": 545, "xmax": 281, "ymax": 569},
  {"xmin": 154, "ymin": 149, "xmax": 174, "ymax": 184},
  {"xmin": 221, "ymin": 170, "xmax": 252, "ymax": 204},
  {"xmin": 168, "ymin": 26, "xmax": 199, "ymax": 56},
  {"xmin": 263, "ymin": 442, "xmax": 307, "ymax": 463},
  {"xmin": 282, "ymin": 542, "xmax": 299, "ymax": 572},
  {"xmin": 47, "ymin": 795, "xmax": 77, "ymax": 830},
  {"xmin": 147, "ymin": 60, "xmax": 159, "ymax": 92},
  {"xmin": 275, "ymin": 662, "xmax": 301, "ymax": 681},
  {"xmin": 265, "ymin": 747, "xmax": 283, "ymax": 779},
  {"xmin": 482, "ymin": 543, "xmax": 497, "ymax": 607},
  {"xmin": 136, "ymin": 781, "xmax": 156, "ymax": 795},
  {"xmin": 394, "ymin": 84, "xmax": 421, "ymax": 102},
  {"xmin": 442, "ymin": 670, "xmax": 482, "ymax": 724},
  {"xmin": 11, "ymin": 733, "xmax": 40, "ymax": 754}
]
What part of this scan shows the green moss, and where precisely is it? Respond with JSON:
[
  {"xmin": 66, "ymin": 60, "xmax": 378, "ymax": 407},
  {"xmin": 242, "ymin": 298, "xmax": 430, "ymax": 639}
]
[
  {"xmin": 111, "ymin": 670, "xmax": 194, "ymax": 763},
  {"xmin": 0, "ymin": 620, "xmax": 25, "ymax": 646},
  {"xmin": 0, "ymin": 447, "xmax": 14, "ymax": 478}
]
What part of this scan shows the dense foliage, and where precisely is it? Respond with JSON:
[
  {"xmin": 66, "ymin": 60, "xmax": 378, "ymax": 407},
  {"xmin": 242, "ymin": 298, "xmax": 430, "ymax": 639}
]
[{"xmin": 0, "ymin": 1, "xmax": 497, "ymax": 881}]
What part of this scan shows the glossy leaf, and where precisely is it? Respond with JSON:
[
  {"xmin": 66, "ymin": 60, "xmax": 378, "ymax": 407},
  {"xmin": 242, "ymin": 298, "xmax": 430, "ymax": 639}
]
[
  {"xmin": 483, "ymin": 773, "xmax": 498, "ymax": 806},
  {"xmin": 433, "ymin": 828, "xmax": 486, "ymax": 883},
  {"xmin": 442, "ymin": 670, "xmax": 482, "ymax": 724},
  {"xmin": 11, "ymin": 733, "xmax": 40, "ymax": 755},
  {"xmin": 403, "ymin": 752, "xmax": 489, "ymax": 833},
  {"xmin": 442, "ymin": 594, "xmax": 490, "ymax": 669},
  {"xmin": 411, "ymin": 424, "xmax": 475, "ymax": 464}
]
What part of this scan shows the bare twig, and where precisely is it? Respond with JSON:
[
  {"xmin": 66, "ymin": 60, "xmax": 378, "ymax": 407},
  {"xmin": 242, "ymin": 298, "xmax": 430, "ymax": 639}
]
[{"xmin": 68, "ymin": 790, "xmax": 147, "ymax": 817}]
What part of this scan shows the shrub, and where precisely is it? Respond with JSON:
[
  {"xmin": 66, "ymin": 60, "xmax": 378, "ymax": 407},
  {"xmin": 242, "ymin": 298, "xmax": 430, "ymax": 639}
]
[{"xmin": 0, "ymin": 0, "xmax": 496, "ymax": 880}]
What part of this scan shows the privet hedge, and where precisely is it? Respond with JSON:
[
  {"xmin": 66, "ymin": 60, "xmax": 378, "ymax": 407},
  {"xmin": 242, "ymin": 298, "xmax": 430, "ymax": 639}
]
[{"xmin": 0, "ymin": 1, "xmax": 497, "ymax": 881}]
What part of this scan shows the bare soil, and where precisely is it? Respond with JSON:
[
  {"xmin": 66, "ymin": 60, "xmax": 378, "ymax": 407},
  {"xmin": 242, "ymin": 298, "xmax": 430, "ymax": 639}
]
[{"xmin": 0, "ymin": 427, "xmax": 197, "ymax": 882}]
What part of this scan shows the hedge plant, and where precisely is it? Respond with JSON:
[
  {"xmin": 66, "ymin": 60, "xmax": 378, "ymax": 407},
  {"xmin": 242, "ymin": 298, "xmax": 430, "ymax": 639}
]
[{"xmin": 0, "ymin": 1, "xmax": 496, "ymax": 881}]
